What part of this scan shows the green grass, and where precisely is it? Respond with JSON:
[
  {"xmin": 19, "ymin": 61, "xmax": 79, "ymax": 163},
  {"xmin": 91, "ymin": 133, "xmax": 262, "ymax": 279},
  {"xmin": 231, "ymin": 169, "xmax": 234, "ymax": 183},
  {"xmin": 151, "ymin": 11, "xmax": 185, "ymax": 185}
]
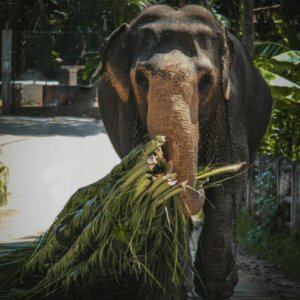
[{"xmin": 237, "ymin": 208, "xmax": 300, "ymax": 277}]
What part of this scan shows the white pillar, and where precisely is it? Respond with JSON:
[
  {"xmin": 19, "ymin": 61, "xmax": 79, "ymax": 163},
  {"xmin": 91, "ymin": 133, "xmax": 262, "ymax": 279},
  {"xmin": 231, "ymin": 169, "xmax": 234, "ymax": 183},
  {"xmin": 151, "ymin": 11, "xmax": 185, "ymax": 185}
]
[{"xmin": 61, "ymin": 65, "xmax": 85, "ymax": 86}]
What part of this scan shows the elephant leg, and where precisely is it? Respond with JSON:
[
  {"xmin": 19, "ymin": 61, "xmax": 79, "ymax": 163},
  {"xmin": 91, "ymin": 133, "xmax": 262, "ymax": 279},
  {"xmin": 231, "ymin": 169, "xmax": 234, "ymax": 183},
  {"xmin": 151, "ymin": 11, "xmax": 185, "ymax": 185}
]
[{"xmin": 193, "ymin": 170, "xmax": 247, "ymax": 300}]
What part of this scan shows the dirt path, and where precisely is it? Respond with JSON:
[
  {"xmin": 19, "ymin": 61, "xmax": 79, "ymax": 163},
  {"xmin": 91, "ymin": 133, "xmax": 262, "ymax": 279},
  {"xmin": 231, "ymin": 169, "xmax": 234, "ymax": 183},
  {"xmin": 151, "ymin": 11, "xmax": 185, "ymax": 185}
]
[
  {"xmin": 187, "ymin": 218, "xmax": 300, "ymax": 299},
  {"xmin": 233, "ymin": 246, "xmax": 300, "ymax": 299}
]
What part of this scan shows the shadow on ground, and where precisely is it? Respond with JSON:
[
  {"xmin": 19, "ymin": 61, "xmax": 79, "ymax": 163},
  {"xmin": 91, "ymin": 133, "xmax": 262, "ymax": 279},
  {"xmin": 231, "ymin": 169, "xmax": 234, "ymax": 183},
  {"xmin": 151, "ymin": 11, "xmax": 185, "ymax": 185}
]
[{"xmin": 0, "ymin": 116, "xmax": 106, "ymax": 139}]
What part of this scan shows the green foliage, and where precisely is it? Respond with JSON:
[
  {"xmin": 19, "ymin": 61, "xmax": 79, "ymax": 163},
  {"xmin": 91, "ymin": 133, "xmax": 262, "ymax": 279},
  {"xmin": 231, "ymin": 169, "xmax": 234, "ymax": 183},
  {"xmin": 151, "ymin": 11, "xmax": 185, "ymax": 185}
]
[
  {"xmin": 138, "ymin": 0, "xmax": 168, "ymax": 9},
  {"xmin": 108, "ymin": 0, "xmax": 142, "ymax": 30},
  {"xmin": 254, "ymin": 49, "xmax": 300, "ymax": 105},
  {"xmin": 82, "ymin": 53, "xmax": 100, "ymax": 82},
  {"xmin": 8, "ymin": 1, "xmax": 162, "ymax": 81},
  {"xmin": 237, "ymin": 207, "xmax": 300, "ymax": 276},
  {"xmin": 237, "ymin": 208, "xmax": 259, "ymax": 244},
  {"xmin": 216, "ymin": 0, "xmax": 242, "ymax": 35},
  {"xmin": 253, "ymin": 1, "xmax": 281, "ymax": 43},
  {"xmin": 212, "ymin": 8, "xmax": 230, "ymax": 27},
  {"xmin": 254, "ymin": 10, "xmax": 300, "ymax": 159},
  {"xmin": 0, "ymin": 137, "xmax": 195, "ymax": 300},
  {"xmin": 272, "ymin": 9, "xmax": 300, "ymax": 51},
  {"xmin": 186, "ymin": 0, "xmax": 220, "ymax": 9},
  {"xmin": 254, "ymin": 42, "xmax": 290, "ymax": 58},
  {"xmin": 255, "ymin": 11, "xmax": 300, "ymax": 106},
  {"xmin": 0, "ymin": 136, "xmax": 245, "ymax": 300},
  {"xmin": 237, "ymin": 161, "xmax": 300, "ymax": 276},
  {"xmin": 237, "ymin": 0, "xmax": 243, "ymax": 37},
  {"xmin": 258, "ymin": 103, "xmax": 300, "ymax": 160},
  {"xmin": 253, "ymin": 163, "xmax": 290, "ymax": 234}
]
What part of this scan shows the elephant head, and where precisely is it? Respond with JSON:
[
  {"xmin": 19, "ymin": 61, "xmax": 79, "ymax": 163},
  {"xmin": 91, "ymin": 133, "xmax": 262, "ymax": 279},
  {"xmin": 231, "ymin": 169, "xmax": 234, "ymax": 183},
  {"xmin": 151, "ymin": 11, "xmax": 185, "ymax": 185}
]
[{"xmin": 94, "ymin": 5, "xmax": 234, "ymax": 217}]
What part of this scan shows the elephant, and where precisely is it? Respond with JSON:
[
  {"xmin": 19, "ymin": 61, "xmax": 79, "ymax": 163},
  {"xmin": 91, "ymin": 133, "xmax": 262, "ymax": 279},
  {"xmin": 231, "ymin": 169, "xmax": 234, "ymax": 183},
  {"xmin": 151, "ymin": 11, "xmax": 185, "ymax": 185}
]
[{"xmin": 93, "ymin": 4, "xmax": 272, "ymax": 300}]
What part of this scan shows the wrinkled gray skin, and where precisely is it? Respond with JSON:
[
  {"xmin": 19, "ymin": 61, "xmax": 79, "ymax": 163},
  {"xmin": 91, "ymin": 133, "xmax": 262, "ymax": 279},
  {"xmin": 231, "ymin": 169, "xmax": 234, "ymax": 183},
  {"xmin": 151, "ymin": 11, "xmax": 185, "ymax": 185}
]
[{"xmin": 93, "ymin": 5, "xmax": 272, "ymax": 300}]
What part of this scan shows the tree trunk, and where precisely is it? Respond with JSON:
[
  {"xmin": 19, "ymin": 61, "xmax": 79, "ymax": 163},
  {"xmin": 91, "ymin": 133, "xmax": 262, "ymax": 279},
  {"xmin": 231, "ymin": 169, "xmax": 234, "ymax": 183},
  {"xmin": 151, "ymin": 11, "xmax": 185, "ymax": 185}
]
[{"xmin": 242, "ymin": 0, "xmax": 254, "ymax": 59}]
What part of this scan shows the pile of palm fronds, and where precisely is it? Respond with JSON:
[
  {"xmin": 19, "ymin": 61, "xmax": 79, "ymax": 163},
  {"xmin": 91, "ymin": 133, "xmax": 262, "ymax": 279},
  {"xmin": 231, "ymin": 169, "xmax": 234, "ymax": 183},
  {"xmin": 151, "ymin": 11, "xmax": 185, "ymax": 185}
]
[{"xmin": 0, "ymin": 136, "xmax": 246, "ymax": 300}]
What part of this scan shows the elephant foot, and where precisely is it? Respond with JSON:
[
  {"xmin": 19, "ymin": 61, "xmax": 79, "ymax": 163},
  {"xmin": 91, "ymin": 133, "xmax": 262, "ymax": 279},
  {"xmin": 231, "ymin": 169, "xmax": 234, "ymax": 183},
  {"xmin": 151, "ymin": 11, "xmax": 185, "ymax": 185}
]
[{"xmin": 194, "ymin": 265, "xmax": 239, "ymax": 300}]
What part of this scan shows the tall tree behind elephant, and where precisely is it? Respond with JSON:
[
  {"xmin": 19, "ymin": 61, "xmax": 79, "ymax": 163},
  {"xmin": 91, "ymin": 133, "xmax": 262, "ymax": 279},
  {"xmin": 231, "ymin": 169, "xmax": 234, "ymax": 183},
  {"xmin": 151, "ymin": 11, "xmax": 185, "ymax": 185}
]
[
  {"xmin": 242, "ymin": 0, "xmax": 254, "ymax": 59},
  {"xmin": 93, "ymin": 4, "xmax": 272, "ymax": 300}
]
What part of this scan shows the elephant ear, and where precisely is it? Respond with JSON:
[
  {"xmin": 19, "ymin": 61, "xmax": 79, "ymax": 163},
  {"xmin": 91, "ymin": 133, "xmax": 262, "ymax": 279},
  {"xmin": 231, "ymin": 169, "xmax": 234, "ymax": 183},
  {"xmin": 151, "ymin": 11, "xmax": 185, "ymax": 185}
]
[
  {"xmin": 222, "ymin": 26, "xmax": 234, "ymax": 101},
  {"xmin": 92, "ymin": 23, "xmax": 130, "ymax": 102}
]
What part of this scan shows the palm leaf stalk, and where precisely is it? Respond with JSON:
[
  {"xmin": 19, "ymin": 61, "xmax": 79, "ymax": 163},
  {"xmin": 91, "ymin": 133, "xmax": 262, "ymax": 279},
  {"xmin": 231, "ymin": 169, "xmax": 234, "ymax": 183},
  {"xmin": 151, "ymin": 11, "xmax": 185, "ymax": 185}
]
[{"xmin": 0, "ymin": 136, "xmax": 246, "ymax": 300}]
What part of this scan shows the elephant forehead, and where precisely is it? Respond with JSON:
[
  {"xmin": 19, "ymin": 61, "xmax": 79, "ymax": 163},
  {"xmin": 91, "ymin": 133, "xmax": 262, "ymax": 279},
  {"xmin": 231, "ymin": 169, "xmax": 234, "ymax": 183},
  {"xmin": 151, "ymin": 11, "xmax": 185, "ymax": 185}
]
[
  {"xmin": 131, "ymin": 26, "xmax": 217, "ymax": 71},
  {"xmin": 130, "ymin": 5, "xmax": 220, "ymax": 36},
  {"xmin": 139, "ymin": 20, "xmax": 216, "ymax": 39}
]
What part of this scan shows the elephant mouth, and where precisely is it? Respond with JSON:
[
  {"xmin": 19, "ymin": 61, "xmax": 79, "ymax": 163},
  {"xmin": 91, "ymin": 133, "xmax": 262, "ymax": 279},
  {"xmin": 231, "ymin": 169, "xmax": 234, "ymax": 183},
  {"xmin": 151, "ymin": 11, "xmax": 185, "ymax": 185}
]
[
  {"xmin": 179, "ymin": 181, "xmax": 206, "ymax": 216},
  {"xmin": 156, "ymin": 138, "xmax": 205, "ymax": 216}
]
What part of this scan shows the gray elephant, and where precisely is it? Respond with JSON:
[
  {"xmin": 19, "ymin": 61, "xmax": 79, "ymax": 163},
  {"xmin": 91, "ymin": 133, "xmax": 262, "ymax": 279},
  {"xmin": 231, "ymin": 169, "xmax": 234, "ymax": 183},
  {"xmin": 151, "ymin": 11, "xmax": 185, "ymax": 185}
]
[{"xmin": 93, "ymin": 4, "xmax": 272, "ymax": 300}]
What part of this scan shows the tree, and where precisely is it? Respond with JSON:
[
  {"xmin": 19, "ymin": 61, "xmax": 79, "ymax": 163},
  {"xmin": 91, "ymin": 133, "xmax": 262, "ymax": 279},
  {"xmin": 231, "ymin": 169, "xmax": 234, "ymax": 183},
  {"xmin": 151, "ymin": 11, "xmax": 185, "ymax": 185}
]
[{"xmin": 242, "ymin": 0, "xmax": 254, "ymax": 58}]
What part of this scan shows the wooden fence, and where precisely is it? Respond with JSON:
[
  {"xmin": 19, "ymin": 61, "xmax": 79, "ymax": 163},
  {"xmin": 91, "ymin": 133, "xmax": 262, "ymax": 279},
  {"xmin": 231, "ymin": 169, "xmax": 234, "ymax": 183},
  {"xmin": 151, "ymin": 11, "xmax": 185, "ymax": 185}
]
[{"xmin": 243, "ymin": 155, "xmax": 300, "ymax": 234}]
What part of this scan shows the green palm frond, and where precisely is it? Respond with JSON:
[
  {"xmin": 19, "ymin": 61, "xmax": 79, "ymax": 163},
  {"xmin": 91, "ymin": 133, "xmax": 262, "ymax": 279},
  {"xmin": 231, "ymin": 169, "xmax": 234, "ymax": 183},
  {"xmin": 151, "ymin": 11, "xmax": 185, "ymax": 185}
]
[{"xmin": 0, "ymin": 136, "xmax": 246, "ymax": 300}]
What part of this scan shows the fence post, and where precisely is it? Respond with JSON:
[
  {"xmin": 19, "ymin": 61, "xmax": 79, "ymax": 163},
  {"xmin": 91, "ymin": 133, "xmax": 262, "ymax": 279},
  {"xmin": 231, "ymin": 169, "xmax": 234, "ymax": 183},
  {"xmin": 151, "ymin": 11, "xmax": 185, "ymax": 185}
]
[
  {"xmin": 1, "ymin": 29, "xmax": 13, "ymax": 115},
  {"xmin": 276, "ymin": 156, "xmax": 292, "ymax": 198},
  {"xmin": 246, "ymin": 156, "xmax": 260, "ymax": 215},
  {"xmin": 275, "ymin": 156, "xmax": 292, "ymax": 230},
  {"xmin": 292, "ymin": 158, "xmax": 300, "ymax": 236}
]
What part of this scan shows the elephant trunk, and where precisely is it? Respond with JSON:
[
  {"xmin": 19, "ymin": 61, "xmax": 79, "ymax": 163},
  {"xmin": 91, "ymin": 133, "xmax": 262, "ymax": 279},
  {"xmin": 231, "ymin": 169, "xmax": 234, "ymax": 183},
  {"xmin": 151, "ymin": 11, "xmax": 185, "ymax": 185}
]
[{"xmin": 147, "ymin": 68, "xmax": 204, "ymax": 216}]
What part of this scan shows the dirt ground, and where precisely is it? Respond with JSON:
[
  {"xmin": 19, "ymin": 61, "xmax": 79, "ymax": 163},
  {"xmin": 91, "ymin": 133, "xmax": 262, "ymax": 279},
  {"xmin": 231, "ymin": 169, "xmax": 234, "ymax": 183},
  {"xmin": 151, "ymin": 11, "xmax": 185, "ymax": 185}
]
[
  {"xmin": 187, "ymin": 219, "xmax": 300, "ymax": 299},
  {"xmin": 232, "ymin": 245, "xmax": 300, "ymax": 299}
]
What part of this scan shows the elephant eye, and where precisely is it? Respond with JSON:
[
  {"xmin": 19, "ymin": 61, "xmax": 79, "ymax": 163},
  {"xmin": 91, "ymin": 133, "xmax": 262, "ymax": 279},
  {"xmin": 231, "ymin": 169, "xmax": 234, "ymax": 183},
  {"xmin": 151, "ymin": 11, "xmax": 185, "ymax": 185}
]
[
  {"xmin": 198, "ymin": 75, "xmax": 211, "ymax": 89},
  {"xmin": 136, "ymin": 71, "xmax": 149, "ymax": 89}
]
